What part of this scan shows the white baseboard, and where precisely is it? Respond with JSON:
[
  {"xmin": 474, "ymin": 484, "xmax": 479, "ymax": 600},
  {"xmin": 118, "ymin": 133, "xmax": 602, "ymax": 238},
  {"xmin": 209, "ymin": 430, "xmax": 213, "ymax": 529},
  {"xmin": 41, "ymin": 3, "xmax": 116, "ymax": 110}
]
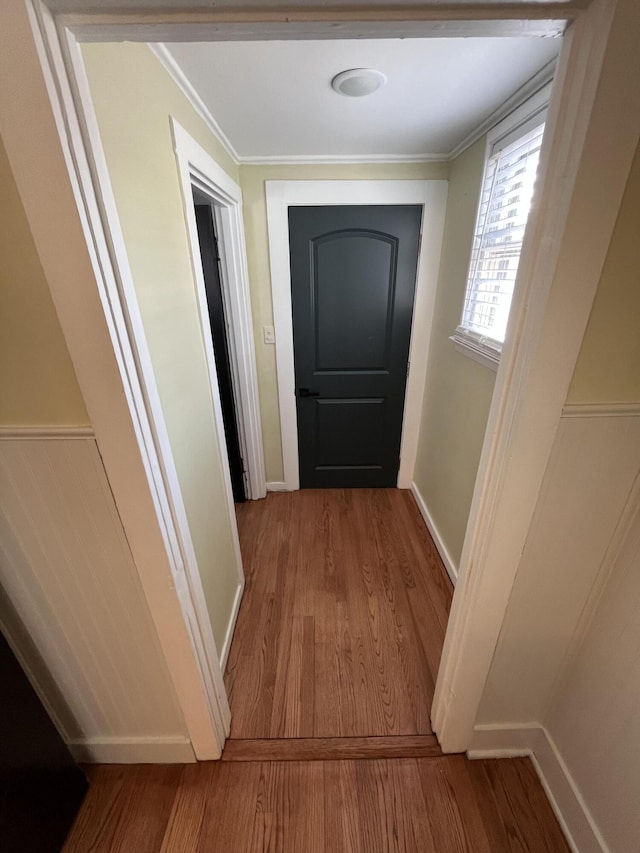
[
  {"xmin": 266, "ymin": 481, "xmax": 289, "ymax": 492},
  {"xmin": 468, "ymin": 724, "xmax": 608, "ymax": 853},
  {"xmin": 68, "ymin": 735, "xmax": 196, "ymax": 764},
  {"xmin": 220, "ymin": 580, "xmax": 244, "ymax": 670},
  {"xmin": 468, "ymin": 721, "xmax": 540, "ymax": 758},
  {"xmin": 409, "ymin": 482, "xmax": 458, "ymax": 584}
]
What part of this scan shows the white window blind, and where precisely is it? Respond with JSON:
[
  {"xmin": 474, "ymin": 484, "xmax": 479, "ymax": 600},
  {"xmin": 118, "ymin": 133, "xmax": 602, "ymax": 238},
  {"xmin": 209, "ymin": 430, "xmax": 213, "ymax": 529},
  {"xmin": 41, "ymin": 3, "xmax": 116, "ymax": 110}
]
[{"xmin": 455, "ymin": 118, "xmax": 546, "ymax": 357}]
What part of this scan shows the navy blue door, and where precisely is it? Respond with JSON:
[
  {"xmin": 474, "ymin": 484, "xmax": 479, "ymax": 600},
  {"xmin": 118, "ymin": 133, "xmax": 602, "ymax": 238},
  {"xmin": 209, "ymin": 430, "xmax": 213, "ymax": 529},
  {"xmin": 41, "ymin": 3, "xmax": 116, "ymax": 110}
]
[{"xmin": 289, "ymin": 205, "xmax": 422, "ymax": 488}]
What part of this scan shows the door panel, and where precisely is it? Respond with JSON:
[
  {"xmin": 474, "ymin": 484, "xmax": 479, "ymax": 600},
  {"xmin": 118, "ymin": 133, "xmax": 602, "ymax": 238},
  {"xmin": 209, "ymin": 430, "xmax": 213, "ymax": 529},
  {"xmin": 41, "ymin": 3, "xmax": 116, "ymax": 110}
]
[
  {"xmin": 314, "ymin": 233, "xmax": 396, "ymax": 370},
  {"xmin": 315, "ymin": 397, "xmax": 387, "ymax": 467},
  {"xmin": 290, "ymin": 205, "xmax": 422, "ymax": 488}
]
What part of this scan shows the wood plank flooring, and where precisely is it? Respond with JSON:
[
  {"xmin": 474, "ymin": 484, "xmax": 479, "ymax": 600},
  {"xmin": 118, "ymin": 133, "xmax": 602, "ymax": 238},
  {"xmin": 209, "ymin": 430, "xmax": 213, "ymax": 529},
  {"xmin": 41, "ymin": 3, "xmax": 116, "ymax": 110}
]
[
  {"xmin": 63, "ymin": 756, "xmax": 570, "ymax": 852},
  {"xmin": 221, "ymin": 734, "xmax": 442, "ymax": 762},
  {"xmin": 62, "ymin": 489, "xmax": 571, "ymax": 852},
  {"xmin": 228, "ymin": 489, "xmax": 452, "ymax": 738}
]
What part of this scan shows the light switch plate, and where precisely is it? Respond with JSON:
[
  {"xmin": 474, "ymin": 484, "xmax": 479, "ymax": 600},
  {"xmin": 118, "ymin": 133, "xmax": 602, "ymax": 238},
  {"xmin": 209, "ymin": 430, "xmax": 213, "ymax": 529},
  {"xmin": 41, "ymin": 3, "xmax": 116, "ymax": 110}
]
[{"xmin": 263, "ymin": 325, "xmax": 275, "ymax": 344}]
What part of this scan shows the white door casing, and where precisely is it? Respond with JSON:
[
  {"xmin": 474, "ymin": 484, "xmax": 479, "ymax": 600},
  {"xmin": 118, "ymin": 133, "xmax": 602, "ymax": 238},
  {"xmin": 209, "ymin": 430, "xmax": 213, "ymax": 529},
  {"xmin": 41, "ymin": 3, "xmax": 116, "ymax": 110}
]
[
  {"xmin": 171, "ymin": 118, "xmax": 266, "ymax": 504},
  {"xmin": 266, "ymin": 179, "xmax": 448, "ymax": 492},
  {"xmin": 21, "ymin": 1, "xmax": 235, "ymax": 758},
  {"xmin": 431, "ymin": 0, "xmax": 640, "ymax": 751},
  {"xmin": 12, "ymin": 0, "xmax": 637, "ymax": 759}
]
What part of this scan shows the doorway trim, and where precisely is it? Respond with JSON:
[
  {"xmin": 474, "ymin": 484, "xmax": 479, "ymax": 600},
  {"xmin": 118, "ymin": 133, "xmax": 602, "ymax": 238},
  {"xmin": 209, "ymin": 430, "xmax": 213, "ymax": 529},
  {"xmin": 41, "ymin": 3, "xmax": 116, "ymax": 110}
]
[
  {"xmin": 17, "ymin": 0, "xmax": 637, "ymax": 760},
  {"xmin": 172, "ymin": 119, "xmax": 266, "ymax": 503},
  {"xmin": 23, "ymin": 2, "xmax": 237, "ymax": 759},
  {"xmin": 431, "ymin": 0, "xmax": 639, "ymax": 751},
  {"xmin": 266, "ymin": 180, "xmax": 448, "ymax": 491}
]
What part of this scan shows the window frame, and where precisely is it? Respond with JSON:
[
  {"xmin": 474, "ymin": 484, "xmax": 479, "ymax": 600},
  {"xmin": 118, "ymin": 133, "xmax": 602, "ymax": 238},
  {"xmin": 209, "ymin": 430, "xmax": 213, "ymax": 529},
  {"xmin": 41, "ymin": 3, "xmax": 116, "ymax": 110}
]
[{"xmin": 451, "ymin": 82, "xmax": 552, "ymax": 371}]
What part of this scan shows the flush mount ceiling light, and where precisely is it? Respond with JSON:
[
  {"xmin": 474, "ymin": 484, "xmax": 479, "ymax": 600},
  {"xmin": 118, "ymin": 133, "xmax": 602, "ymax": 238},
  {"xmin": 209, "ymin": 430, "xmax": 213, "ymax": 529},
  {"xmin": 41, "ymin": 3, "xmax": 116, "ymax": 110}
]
[{"xmin": 331, "ymin": 68, "xmax": 387, "ymax": 98}]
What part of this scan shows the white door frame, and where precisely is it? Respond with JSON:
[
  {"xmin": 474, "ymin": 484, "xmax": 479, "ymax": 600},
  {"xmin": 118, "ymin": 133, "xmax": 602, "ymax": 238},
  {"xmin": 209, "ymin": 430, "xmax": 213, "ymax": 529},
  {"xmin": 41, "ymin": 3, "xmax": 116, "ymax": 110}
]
[
  {"xmin": 24, "ymin": 1, "xmax": 236, "ymax": 759},
  {"xmin": 432, "ymin": 0, "xmax": 639, "ymax": 750},
  {"xmin": 172, "ymin": 119, "xmax": 266, "ymax": 502},
  {"xmin": 266, "ymin": 180, "xmax": 448, "ymax": 492},
  {"xmin": 19, "ymin": 0, "xmax": 638, "ymax": 757}
]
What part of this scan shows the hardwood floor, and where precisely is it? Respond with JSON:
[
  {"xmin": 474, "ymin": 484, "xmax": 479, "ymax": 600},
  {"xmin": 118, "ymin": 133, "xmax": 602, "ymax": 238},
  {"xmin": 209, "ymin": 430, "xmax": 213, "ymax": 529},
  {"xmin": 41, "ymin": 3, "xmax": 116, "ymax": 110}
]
[
  {"xmin": 221, "ymin": 734, "xmax": 442, "ymax": 762},
  {"xmin": 228, "ymin": 489, "xmax": 452, "ymax": 738},
  {"xmin": 62, "ymin": 489, "xmax": 571, "ymax": 851},
  {"xmin": 63, "ymin": 757, "xmax": 570, "ymax": 852}
]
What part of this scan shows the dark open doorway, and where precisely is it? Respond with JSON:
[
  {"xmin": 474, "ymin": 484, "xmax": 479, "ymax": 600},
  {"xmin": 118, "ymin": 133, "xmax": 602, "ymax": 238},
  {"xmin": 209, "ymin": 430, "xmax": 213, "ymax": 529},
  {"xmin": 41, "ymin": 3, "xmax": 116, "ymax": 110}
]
[{"xmin": 192, "ymin": 190, "xmax": 246, "ymax": 503}]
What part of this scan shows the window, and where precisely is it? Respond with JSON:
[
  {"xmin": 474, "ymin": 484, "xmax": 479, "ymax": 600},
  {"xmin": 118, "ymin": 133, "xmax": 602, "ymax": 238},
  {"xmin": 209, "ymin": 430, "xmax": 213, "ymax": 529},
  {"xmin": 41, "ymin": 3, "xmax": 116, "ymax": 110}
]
[{"xmin": 451, "ymin": 84, "xmax": 550, "ymax": 370}]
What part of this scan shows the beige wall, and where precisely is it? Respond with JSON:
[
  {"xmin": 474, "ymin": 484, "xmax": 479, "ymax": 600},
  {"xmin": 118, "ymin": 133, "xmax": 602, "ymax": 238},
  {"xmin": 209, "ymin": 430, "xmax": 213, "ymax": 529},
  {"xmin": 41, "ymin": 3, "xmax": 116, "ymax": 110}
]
[
  {"xmin": 567, "ymin": 142, "xmax": 640, "ymax": 404},
  {"xmin": 239, "ymin": 161, "xmax": 449, "ymax": 483},
  {"xmin": 0, "ymin": 136, "xmax": 89, "ymax": 427},
  {"xmin": 82, "ymin": 42, "xmax": 240, "ymax": 653},
  {"xmin": 412, "ymin": 138, "xmax": 495, "ymax": 566}
]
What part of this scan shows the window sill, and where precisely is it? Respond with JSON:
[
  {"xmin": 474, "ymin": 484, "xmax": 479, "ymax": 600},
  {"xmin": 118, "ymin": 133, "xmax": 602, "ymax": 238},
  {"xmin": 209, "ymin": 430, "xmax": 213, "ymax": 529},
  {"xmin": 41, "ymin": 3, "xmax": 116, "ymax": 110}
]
[{"xmin": 449, "ymin": 333, "xmax": 500, "ymax": 372}]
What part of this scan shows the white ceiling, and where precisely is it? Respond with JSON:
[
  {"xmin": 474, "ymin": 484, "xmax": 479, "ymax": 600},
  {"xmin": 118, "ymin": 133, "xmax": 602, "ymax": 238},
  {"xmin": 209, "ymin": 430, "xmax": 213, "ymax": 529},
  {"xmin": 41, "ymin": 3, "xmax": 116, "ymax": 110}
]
[{"xmin": 164, "ymin": 37, "xmax": 560, "ymax": 160}]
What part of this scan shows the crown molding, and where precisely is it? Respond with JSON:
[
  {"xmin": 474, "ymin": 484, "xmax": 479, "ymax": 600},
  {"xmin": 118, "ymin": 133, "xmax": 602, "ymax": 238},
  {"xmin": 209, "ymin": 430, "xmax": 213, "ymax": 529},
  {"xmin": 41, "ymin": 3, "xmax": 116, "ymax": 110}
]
[
  {"xmin": 148, "ymin": 43, "xmax": 240, "ymax": 164},
  {"xmin": 237, "ymin": 152, "xmax": 449, "ymax": 165},
  {"xmin": 448, "ymin": 58, "xmax": 557, "ymax": 160}
]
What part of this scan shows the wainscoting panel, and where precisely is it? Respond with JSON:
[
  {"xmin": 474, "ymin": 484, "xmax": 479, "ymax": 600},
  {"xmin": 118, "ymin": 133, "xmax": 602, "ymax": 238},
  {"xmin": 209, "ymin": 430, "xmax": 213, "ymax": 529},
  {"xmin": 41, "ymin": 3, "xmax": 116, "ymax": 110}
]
[
  {"xmin": 0, "ymin": 432, "xmax": 191, "ymax": 761},
  {"xmin": 477, "ymin": 408, "xmax": 640, "ymax": 725},
  {"xmin": 472, "ymin": 405, "xmax": 640, "ymax": 852},
  {"xmin": 546, "ymin": 468, "xmax": 640, "ymax": 853}
]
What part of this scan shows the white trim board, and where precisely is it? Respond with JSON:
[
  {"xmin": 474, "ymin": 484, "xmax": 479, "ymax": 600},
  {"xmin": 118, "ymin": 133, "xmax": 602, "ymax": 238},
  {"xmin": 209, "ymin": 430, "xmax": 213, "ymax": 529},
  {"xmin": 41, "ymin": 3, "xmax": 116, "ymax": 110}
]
[
  {"xmin": 66, "ymin": 30, "xmax": 234, "ymax": 751},
  {"xmin": 266, "ymin": 179, "xmax": 448, "ymax": 491},
  {"xmin": 219, "ymin": 580, "xmax": 243, "ymax": 672},
  {"xmin": 63, "ymin": 16, "xmax": 571, "ymax": 46},
  {"xmin": 431, "ymin": 0, "xmax": 640, "ymax": 754},
  {"xmin": 266, "ymin": 481, "xmax": 289, "ymax": 492},
  {"xmin": 561, "ymin": 402, "xmax": 640, "ymax": 419},
  {"xmin": 468, "ymin": 724, "xmax": 609, "ymax": 853},
  {"xmin": 448, "ymin": 59, "xmax": 556, "ymax": 161},
  {"xmin": 150, "ymin": 43, "xmax": 239, "ymax": 165},
  {"xmin": 410, "ymin": 482, "xmax": 458, "ymax": 585},
  {"xmin": 0, "ymin": 425, "xmax": 94, "ymax": 440},
  {"xmin": 171, "ymin": 118, "xmax": 266, "ymax": 502},
  {"xmin": 240, "ymin": 152, "xmax": 449, "ymax": 165},
  {"xmin": 23, "ymin": 1, "xmax": 233, "ymax": 760},
  {"xmin": 68, "ymin": 736, "xmax": 196, "ymax": 764},
  {"xmin": 450, "ymin": 334, "xmax": 499, "ymax": 372}
]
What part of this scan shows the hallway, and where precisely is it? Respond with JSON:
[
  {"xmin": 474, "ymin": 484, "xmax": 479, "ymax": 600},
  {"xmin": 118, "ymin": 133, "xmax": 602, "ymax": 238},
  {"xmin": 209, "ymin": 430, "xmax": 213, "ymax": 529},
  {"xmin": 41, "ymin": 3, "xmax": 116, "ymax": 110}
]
[{"xmin": 226, "ymin": 489, "xmax": 452, "ymax": 740}]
